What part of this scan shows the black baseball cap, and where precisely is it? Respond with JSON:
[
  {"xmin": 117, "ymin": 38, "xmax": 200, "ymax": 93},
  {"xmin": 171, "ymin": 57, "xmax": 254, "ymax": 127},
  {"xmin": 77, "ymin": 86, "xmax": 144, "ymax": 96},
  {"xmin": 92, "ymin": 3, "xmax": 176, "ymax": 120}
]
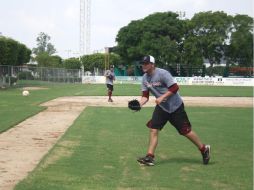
[{"xmin": 141, "ymin": 55, "xmax": 155, "ymax": 64}]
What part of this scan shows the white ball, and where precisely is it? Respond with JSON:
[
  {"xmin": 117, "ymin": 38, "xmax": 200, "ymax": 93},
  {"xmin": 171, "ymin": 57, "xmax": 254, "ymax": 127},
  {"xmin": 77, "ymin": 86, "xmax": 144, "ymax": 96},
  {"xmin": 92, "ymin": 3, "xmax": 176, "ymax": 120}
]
[{"xmin": 22, "ymin": 90, "xmax": 29, "ymax": 96}]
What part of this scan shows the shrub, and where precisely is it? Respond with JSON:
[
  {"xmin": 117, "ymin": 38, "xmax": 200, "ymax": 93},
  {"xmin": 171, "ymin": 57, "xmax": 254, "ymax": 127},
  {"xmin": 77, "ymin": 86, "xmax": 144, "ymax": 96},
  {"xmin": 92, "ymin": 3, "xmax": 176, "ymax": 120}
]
[{"xmin": 18, "ymin": 71, "xmax": 34, "ymax": 80}]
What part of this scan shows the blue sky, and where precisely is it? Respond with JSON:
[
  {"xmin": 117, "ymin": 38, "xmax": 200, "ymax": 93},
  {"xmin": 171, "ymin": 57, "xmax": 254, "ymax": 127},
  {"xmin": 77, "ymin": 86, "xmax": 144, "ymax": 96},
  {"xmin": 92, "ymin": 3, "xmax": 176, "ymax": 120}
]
[{"xmin": 0, "ymin": 0, "xmax": 253, "ymax": 58}]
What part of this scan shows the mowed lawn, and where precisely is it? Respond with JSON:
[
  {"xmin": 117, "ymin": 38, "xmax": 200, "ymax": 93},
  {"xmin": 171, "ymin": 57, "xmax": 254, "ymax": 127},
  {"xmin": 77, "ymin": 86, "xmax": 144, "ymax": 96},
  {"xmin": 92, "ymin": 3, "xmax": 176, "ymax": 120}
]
[
  {"xmin": 0, "ymin": 84, "xmax": 252, "ymax": 133},
  {"xmin": 15, "ymin": 107, "xmax": 253, "ymax": 190}
]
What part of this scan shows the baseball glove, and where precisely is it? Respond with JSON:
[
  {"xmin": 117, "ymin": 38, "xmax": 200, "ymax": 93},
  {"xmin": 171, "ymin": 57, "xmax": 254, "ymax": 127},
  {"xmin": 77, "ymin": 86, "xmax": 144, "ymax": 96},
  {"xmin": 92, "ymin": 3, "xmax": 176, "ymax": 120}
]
[{"xmin": 128, "ymin": 99, "xmax": 141, "ymax": 111}]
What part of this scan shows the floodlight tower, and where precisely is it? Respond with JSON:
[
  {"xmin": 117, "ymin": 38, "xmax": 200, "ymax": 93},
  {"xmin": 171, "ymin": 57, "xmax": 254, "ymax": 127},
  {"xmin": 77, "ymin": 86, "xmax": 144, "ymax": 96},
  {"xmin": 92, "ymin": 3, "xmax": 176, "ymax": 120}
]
[
  {"xmin": 80, "ymin": 0, "xmax": 91, "ymax": 56},
  {"xmin": 176, "ymin": 11, "xmax": 186, "ymax": 20}
]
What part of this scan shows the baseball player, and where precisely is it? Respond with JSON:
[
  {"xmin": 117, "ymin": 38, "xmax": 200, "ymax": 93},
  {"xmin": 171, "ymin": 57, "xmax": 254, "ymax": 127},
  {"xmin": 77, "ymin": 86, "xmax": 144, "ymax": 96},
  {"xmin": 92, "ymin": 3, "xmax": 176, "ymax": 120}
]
[
  {"xmin": 104, "ymin": 65, "xmax": 115, "ymax": 102},
  {"xmin": 137, "ymin": 55, "xmax": 210, "ymax": 166}
]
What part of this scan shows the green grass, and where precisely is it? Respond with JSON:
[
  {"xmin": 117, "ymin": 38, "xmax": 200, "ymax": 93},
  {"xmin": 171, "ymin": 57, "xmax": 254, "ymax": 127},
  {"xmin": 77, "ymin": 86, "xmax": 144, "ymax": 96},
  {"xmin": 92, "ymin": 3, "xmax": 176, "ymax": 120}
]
[
  {"xmin": 178, "ymin": 85, "xmax": 253, "ymax": 97},
  {"xmin": 9, "ymin": 82, "xmax": 254, "ymax": 97},
  {"xmin": 0, "ymin": 84, "xmax": 252, "ymax": 133},
  {"xmin": 14, "ymin": 107, "xmax": 253, "ymax": 190},
  {"xmin": 1, "ymin": 83, "xmax": 253, "ymax": 189}
]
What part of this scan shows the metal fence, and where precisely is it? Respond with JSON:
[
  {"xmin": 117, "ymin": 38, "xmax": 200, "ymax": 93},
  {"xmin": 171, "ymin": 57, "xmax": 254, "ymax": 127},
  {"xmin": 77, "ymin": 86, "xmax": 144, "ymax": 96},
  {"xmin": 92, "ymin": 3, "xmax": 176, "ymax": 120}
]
[{"xmin": 0, "ymin": 65, "xmax": 82, "ymax": 87}]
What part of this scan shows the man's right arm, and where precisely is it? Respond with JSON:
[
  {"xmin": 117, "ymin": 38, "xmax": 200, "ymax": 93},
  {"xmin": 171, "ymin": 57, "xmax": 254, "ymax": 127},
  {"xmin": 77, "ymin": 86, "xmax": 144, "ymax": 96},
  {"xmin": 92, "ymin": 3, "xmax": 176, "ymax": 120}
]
[{"xmin": 140, "ymin": 76, "xmax": 149, "ymax": 106}]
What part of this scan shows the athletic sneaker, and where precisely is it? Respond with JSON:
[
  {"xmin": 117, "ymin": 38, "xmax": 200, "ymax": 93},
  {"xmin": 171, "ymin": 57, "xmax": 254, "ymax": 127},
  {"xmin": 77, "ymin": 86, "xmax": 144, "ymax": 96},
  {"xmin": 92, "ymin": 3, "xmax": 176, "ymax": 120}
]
[
  {"xmin": 137, "ymin": 155, "xmax": 155, "ymax": 166},
  {"xmin": 201, "ymin": 145, "xmax": 211, "ymax": 165},
  {"xmin": 108, "ymin": 99, "xmax": 113, "ymax": 102}
]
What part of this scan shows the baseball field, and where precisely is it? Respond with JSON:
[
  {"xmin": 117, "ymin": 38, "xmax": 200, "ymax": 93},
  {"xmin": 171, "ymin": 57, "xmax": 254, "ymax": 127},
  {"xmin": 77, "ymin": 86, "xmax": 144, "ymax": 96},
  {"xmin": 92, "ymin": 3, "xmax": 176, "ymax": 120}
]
[{"xmin": 0, "ymin": 84, "xmax": 253, "ymax": 190}]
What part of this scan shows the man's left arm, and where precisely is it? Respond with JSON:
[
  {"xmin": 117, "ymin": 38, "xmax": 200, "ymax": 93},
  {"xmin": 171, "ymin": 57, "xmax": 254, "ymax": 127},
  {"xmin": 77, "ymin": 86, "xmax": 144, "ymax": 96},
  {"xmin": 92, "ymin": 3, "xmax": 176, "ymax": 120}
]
[
  {"xmin": 155, "ymin": 83, "xmax": 179, "ymax": 105},
  {"xmin": 155, "ymin": 71, "xmax": 179, "ymax": 105}
]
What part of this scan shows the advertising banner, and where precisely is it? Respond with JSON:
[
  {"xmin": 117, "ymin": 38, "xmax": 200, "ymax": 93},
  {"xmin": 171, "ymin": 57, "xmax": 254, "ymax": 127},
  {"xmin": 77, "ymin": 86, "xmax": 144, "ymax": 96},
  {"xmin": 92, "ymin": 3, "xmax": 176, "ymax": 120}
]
[{"xmin": 82, "ymin": 76, "xmax": 253, "ymax": 86}]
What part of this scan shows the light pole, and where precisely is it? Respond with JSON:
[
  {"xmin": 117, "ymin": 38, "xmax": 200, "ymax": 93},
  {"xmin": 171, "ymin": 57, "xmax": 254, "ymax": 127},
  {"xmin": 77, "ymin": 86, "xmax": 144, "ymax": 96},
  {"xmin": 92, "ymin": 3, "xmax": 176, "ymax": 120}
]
[{"xmin": 176, "ymin": 11, "xmax": 186, "ymax": 20}]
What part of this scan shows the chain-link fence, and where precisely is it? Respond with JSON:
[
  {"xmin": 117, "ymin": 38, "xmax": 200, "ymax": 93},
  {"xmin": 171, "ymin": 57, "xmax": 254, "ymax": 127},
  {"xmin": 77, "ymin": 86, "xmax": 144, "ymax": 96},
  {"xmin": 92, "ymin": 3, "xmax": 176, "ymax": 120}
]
[{"xmin": 0, "ymin": 65, "xmax": 82, "ymax": 88}]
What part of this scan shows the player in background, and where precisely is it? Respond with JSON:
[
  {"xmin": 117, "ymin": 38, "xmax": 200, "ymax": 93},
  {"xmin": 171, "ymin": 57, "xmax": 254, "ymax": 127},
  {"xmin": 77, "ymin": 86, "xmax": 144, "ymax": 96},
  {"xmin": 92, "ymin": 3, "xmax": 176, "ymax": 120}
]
[
  {"xmin": 104, "ymin": 65, "xmax": 115, "ymax": 102},
  {"xmin": 137, "ymin": 55, "xmax": 211, "ymax": 166}
]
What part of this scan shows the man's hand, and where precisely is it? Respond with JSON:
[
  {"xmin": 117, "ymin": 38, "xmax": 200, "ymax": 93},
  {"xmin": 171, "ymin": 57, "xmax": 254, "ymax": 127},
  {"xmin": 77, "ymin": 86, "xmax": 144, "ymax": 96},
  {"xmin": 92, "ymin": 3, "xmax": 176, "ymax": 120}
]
[{"xmin": 155, "ymin": 96, "xmax": 166, "ymax": 105}]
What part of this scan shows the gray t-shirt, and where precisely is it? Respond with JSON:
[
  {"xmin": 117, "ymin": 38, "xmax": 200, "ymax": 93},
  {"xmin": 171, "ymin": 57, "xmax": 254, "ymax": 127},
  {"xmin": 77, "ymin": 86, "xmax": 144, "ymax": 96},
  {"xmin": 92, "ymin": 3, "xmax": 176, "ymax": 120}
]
[
  {"xmin": 105, "ymin": 70, "xmax": 115, "ymax": 85},
  {"xmin": 142, "ymin": 68, "xmax": 183, "ymax": 113}
]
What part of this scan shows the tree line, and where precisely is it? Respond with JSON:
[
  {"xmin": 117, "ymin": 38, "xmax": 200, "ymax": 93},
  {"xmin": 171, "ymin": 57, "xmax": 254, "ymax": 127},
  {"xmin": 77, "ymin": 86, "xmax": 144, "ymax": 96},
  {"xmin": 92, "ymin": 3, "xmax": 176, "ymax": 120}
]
[
  {"xmin": 0, "ymin": 11, "xmax": 253, "ymax": 76},
  {"xmin": 0, "ymin": 36, "xmax": 31, "ymax": 66},
  {"xmin": 116, "ymin": 11, "xmax": 253, "ymax": 69}
]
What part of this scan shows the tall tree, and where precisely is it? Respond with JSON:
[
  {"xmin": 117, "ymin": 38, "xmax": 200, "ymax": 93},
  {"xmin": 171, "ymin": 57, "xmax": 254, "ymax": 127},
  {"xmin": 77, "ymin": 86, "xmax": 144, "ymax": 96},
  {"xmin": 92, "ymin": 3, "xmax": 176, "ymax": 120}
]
[
  {"xmin": 116, "ymin": 12, "xmax": 186, "ymax": 67},
  {"xmin": 188, "ymin": 11, "xmax": 232, "ymax": 69},
  {"xmin": 81, "ymin": 53, "xmax": 122, "ymax": 72},
  {"xmin": 116, "ymin": 20, "xmax": 143, "ymax": 62},
  {"xmin": 33, "ymin": 32, "xmax": 56, "ymax": 56},
  {"xmin": 35, "ymin": 53, "xmax": 62, "ymax": 67},
  {"xmin": 226, "ymin": 14, "xmax": 253, "ymax": 67},
  {"xmin": 0, "ymin": 37, "xmax": 31, "ymax": 65},
  {"xmin": 63, "ymin": 58, "xmax": 81, "ymax": 70},
  {"xmin": 6, "ymin": 38, "xmax": 19, "ymax": 65},
  {"xmin": 17, "ymin": 43, "xmax": 31, "ymax": 65},
  {"xmin": 182, "ymin": 36, "xmax": 204, "ymax": 72},
  {"xmin": 0, "ymin": 37, "xmax": 7, "ymax": 65}
]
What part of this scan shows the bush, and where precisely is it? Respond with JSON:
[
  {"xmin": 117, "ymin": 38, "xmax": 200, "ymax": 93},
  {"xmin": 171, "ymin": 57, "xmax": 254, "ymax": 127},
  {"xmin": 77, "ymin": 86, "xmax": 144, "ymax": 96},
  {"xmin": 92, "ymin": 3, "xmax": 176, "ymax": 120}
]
[
  {"xmin": 18, "ymin": 71, "xmax": 34, "ymax": 80},
  {"xmin": 4, "ymin": 76, "xmax": 17, "ymax": 85},
  {"xmin": 206, "ymin": 66, "xmax": 225, "ymax": 76}
]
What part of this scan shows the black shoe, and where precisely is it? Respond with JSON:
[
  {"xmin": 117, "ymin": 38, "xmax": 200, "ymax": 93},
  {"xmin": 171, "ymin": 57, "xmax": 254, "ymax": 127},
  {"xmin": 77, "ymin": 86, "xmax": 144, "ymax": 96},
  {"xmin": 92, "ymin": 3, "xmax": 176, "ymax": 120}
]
[
  {"xmin": 137, "ymin": 155, "xmax": 155, "ymax": 166},
  {"xmin": 201, "ymin": 145, "xmax": 211, "ymax": 165}
]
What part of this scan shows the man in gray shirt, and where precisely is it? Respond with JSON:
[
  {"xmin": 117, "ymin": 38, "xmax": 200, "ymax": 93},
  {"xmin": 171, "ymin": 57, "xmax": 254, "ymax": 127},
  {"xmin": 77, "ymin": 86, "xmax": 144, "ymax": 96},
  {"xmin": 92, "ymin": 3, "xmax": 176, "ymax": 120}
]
[
  {"xmin": 105, "ymin": 65, "xmax": 115, "ymax": 102},
  {"xmin": 137, "ymin": 55, "xmax": 210, "ymax": 166}
]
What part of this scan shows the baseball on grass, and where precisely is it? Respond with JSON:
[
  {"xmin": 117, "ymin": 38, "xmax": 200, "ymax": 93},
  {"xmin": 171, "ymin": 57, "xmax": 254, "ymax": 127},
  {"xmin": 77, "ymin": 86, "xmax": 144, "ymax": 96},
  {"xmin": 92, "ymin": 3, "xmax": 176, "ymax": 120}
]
[{"xmin": 22, "ymin": 90, "xmax": 30, "ymax": 96}]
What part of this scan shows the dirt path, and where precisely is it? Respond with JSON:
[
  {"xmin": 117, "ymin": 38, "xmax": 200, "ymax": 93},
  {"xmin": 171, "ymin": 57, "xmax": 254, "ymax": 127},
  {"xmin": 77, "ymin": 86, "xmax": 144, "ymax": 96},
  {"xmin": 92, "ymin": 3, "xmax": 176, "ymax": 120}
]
[{"xmin": 0, "ymin": 96, "xmax": 252, "ymax": 190}]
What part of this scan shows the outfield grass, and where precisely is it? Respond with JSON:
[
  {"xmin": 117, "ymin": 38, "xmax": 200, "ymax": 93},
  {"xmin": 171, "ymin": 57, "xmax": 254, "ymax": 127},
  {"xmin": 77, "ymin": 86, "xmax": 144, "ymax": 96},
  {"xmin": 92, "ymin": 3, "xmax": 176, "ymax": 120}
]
[
  {"xmin": 0, "ymin": 84, "xmax": 252, "ymax": 133},
  {"xmin": 13, "ymin": 82, "xmax": 254, "ymax": 97},
  {"xmin": 14, "ymin": 107, "xmax": 253, "ymax": 190}
]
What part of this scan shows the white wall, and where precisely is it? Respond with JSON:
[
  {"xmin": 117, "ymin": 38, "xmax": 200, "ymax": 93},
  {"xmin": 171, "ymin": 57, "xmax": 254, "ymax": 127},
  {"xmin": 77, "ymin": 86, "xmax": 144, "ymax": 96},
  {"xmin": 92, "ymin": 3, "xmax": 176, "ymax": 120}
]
[{"xmin": 82, "ymin": 76, "xmax": 254, "ymax": 87}]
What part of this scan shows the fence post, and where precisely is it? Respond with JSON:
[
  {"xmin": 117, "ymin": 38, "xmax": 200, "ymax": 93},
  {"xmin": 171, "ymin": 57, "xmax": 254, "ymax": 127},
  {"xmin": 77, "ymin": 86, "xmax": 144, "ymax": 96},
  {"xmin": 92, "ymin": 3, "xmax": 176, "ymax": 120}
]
[
  {"xmin": 201, "ymin": 65, "xmax": 205, "ymax": 77},
  {"xmin": 8, "ymin": 66, "xmax": 11, "ymax": 86}
]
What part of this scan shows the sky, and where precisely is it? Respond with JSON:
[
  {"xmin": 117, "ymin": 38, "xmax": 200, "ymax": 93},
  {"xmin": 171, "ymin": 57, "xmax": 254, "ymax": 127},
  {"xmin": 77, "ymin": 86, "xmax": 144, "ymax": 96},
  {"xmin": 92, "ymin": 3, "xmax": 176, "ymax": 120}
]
[{"xmin": 0, "ymin": 0, "xmax": 253, "ymax": 59}]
